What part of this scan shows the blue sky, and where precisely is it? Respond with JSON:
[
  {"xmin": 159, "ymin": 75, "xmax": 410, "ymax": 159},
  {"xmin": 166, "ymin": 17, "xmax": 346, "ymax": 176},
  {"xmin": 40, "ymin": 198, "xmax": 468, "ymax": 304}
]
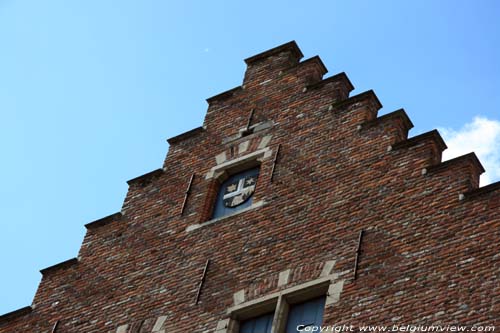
[{"xmin": 0, "ymin": 1, "xmax": 499, "ymax": 314}]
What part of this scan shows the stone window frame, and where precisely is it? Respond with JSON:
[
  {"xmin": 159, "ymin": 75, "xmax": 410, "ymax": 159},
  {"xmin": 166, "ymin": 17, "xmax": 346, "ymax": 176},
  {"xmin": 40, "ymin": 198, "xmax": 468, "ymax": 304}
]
[
  {"xmin": 206, "ymin": 147, "xmax": 273, "ymax": 180},
  {"xmin": 216, "ymin": 276, "xmax": 343, "ymax": 333},
  {"xmin": 187, "ymin": 147, "xmax": 273, "ymax": 232}
]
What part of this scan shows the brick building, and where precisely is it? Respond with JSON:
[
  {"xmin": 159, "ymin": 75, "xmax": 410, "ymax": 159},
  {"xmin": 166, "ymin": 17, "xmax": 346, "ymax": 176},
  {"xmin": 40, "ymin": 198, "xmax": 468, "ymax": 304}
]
[{"xmin": 0, "ymin": 41, "xmax": 498, "ymax": 332}]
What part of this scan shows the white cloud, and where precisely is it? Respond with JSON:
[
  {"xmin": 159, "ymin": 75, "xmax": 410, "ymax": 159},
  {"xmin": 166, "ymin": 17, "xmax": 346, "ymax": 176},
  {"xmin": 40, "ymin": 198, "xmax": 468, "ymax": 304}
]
[{"xmin": 439, "ymin": 116, "xmax": 500, "ymax": 185}]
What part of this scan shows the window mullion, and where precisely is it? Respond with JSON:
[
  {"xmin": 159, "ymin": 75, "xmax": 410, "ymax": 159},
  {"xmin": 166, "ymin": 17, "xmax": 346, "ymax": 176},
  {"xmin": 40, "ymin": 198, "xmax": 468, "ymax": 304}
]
[{"xmin": 270, "ymin": 295, "xmax": 289, "ymax": 333}]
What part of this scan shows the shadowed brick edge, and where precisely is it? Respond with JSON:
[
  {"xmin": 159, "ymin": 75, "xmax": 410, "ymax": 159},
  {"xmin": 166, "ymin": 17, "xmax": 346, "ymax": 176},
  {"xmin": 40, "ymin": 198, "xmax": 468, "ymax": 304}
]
[
  {"xmin": 427, "ymin": 153, "xmax": 485, "ymax": 175},
  {"xmin": 244, "ymin": 40, "xmax": 303, "ymax": 65},
  {"xmin": 331, "ymin": 90, "xmax": 383, "ymax": 111},
  {"xmin": 0, "ymin": 306, "xmax": 32, "ymax": 322},
  {"xmin": 84, "ymin": 212, "xmax": 122, "ymax": 229},
  {"xmin": 206, "ymin": 86, "xmax": 243, "ymax": 104},
  {"xmin": 40, "ymin": 258, "xmax": 78, "ymax": 276},
  {"xmin": 207, "ymin": 55, "xmax": 326, "ymax": 104},
  {"xmin": 167, "ymin": 126, "xmax": 205, "ymax": 144},
  {"xmin": 392, "ymin": 129, "xmax": 447, "ymax": 152},
  {"xmin": 300, "ymin": 56, "xmax": 328, "ymax": 76},
  {"xmin": 126, "ymin": 169, "xmax": 164, "ymax": 185},
  {"xmin": 360, "ymin": 109, "xmax": 414, "ymax": 131},
  {"xmin": 464, "ymin": 180, "xmax": 500, "ymax": 199},
  {"xmin": 306, "ymin": 72, "xmax": 355, "ymax": 92}
]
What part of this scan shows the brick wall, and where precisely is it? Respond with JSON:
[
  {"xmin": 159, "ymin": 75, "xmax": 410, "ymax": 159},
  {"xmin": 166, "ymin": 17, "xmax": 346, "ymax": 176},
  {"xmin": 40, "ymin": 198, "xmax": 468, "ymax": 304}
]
[{"xmin": 1, "ymin": 41, "xmax": 498, "ymax": 332}]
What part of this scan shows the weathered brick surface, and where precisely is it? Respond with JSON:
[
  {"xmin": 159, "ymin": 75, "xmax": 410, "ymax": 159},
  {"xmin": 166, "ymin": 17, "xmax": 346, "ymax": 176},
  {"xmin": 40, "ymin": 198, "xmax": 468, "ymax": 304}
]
[{"xmin": 1, "ymin": 41, "xmax": 498, "ymax": 332}]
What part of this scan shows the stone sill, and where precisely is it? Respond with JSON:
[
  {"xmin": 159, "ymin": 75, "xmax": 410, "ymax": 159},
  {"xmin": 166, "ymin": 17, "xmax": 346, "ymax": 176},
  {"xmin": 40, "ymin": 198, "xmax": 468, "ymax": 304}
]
[{"xmin": 186, "ymin": 200, "xmax": 266, "ymax": 232}]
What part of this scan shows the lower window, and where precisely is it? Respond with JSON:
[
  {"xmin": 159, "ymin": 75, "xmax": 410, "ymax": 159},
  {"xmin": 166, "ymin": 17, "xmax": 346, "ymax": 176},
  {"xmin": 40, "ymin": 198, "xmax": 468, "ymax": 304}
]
[
  {"xmin": 240, "ymin": 312, "xmax": 274, "ymax": 333},
  {"xmin": 286, "ymin": 296, "xmax": 326, "ymax": 332},
  {"xmin": 238, "ymin": 296, "xmax": 326, "ymax": 333}
]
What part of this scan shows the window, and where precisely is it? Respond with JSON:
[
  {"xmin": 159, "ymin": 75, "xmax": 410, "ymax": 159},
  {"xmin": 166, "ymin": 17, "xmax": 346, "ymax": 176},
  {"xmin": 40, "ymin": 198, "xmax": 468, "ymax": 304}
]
[
  {"xmin": 240, "ymin": 312, "xmax": 274, "ymax": 333},
  {"xmin": 220, "ymin": 266, "xmax": 343, "ymax": 333},
  {"xmin": 236, "ymin": 296, "xmax": 326, "ymax": 333},
  {"xmin": 286, "ymin": 296, "xmax": 326, "ymax": 332},
  {"xmin": 212, "ymin": 167, "xmax": 260, "ymax": 219}
]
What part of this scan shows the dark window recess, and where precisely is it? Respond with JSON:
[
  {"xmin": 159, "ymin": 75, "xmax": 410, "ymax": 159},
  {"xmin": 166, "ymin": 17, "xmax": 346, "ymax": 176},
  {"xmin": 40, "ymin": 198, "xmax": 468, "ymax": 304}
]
[
  {"xmin": 286, "ymin": 296, "xmax": 326, "ymax": 333},
  {"xmin": 240, "ymin": 312, "xmax": 274, "ymax": 333},
  {"xmin": 241, "ymin": 127, "xmax": 255, "ymax": 137},
  {"xmin": 212, "ymin": 167, "xmax": 260, "ymax": 219}
]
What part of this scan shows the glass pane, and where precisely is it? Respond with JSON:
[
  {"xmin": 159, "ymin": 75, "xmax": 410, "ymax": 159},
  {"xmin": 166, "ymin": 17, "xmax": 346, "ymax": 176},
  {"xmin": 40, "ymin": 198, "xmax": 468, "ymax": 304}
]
[
  {"xmin": 285, "ymin": 296, "xmax": 326, "ymax": 333},
  {"xmin": 240, "ymin": 312, "xmax": 274, "ymax": 333}
]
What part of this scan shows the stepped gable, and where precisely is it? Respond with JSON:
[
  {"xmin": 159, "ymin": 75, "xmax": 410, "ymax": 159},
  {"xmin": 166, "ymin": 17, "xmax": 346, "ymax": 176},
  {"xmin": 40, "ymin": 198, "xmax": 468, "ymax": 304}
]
[{"xmin": 1, "ymin": 41, "xmax": 498, "ymax": 332}]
